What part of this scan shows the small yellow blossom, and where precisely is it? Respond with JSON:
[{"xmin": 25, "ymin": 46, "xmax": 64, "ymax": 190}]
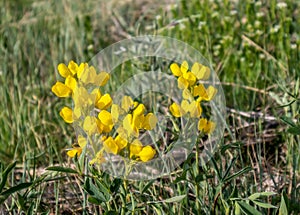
[
  {"xmin": 103, "ymin": 136, "xmax": 119, "ymax": 155},
  {"xmin": 67, "ymin": 147, "xmax": 82, "ymax": 158},
  {"xmin": 191, "ymin": 62, "xmax": 210, "ymax": 80},
  {"xmin": 139, "ymin": 146, "xmax": 156, "ymax": 162},
  {"xmin": 59, "ymin": 106, "xmax": 75, "ymax": 123},
  {"xmin": 51, "ymin": 81, "xmax": 72, "ymax": 97},
  {"xmin": 130, "ymin": 139, "xmax": 143, "ymax": 158},
  {"xmin": 114, "ymin": 135, "xmax": 128, "ymax": 150},
  {"xmin": 66, "ymin": 135, "xmax": 87, "ymax": 158},
  {"xmin": 98, "ymin": 110, "xmax": 114, "ymax": 133},
  {"xmin": 143, "ymin": 113, "xmax": 158, "ymax": 130},
  {"xmin": 198, "ymin": 118, "xmax": 216, "ymax": 134},
  {"xmin": 170, "ymin": 61, "xmax": 197, "ymax": 89},
  {"xmin": 169, "ymin": 102, "xmax": 185, "ymax": 117},
  {"xmin": 194, "ymin": 84, "xmax": 217, "ymax": 101},
  {"xmin": 83, "ymin": 116, "xmax": 99, "ymax": 135}
]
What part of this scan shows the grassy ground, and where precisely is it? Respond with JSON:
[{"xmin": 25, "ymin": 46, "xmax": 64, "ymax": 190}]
[{"xmin": 0, "ymin": 0, "xmax": 299, "ymax": 214}]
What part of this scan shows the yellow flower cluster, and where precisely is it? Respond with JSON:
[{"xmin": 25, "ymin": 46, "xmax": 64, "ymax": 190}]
[
  {"xmin": 51, "ymin": 61, "xmax": 157, "ymax": 163},
  {"xmin": 169, "ymin": 61, "xmax": 217, "ymax": 134}
]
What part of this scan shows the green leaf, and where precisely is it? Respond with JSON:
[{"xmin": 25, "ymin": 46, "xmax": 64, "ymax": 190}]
[
  {"xmin": 287, "ymin": 127, "xmax": 300, "ymax": 135},
  {"xmin": 46, "ymin": 166, "xmax": 78, "ymax": 174},
  {"xmin": 88, "ymin": 196, "xmax": 102, "ymax": 205},
  {"xmin": 0, "ymin": 182, "xmax": 32, "ymax": 204},
  {"xmin": 164, "ymin": 195, "xmax": 186, "ymax": 203},
  {"xmin": 141, "ymin": 179, "xmax": 155, "ymax": 194},
  {"xmin": 84, "ymin": 178, "xmax": 110, "ymax": 203},
  {"xmin": 235, "ymin": 201, "xmax": 241, "ymax": 215},
  {"xmin": 224, "ymin": 166, "xmax": 252, "ymax": 182},
  {"xmin": 237, "ymin": 201, "xmax": 261, "ymax": 215},
  {"xmin": 248, "ymin": 192, "xmax": 277, "ymax": 200},
  {"xmin": 209, "ymin": 155, "xmax": 222, "ymax": 180},
  {"xmin": 252, "ymin": 200, "xmax": 277, "ymax": 209},
  {"xmin": 95, "ymin": 180, "xmax": 111, "ymax": 201},
  {"xmin": 0, "ymin": 161, "xmax": 17, "ymax": 192},
  {"xmin": 280, "ymin": 116, "xmax": 297, "ymax": 127},
  {"xmin": 279, "ymin": 193, "xmax": 288, "ymax": 215},
  {"xmin": 222, "ymin": 157, "xmax": 237, "ymax": 181}
]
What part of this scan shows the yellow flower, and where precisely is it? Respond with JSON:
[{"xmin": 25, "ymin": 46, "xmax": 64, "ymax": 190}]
[
  {"xmin": 143, "ymin": 113, "xmax": 158, "ymax": 130},
  {"xmin": 191, "ymin": 62, "xmax": 210, "ymax": 80},
  {"xmin": 51, "ymin": 81, "xmax": 72, "ymax": 97},
  {"xmin": 66, "ymin": 135, "xmax": 86, "ymax": 158},
  {"xmin": 198, "ymin": 118, "xmax": 216, "ymax": 134},
  {"xmin": 170, "ymin": 99, "xmax": 201, "ymax": 118},
  {"xmin": 59, "ymin": 106, "xmax": 75, "ymax": 123},
  {"xmin": 98, "ymin": 110, "xmax": 114, "ymax": 133},
  {"xmin": 73, "ymin": 86, "xmax": 96, "ymax": 110},
  {"xmin": 188, "ymin": 100, "xmax": 202, "ymax": 118},
  {"xmin": 68, "ymin": 61, "xmax": 82, "ymax": 76},
  {"xmin": 67, "ymin": 147, "xmax": 82, "ymax": 158},
  {"xmin": 77, "ymin": 135, "xmax": 87, "ymax": 148},
  {"xmin": 129, "ymin": 139, "xmax": 143, "ymax": 158},
  {"xmin": 123, "ymin": 114, "xmax": 139, "ymax": 137},
  {"xmin": 111, "ymin": 104, "xmax": 120, "ymax": 123},
  {"xmin": 83, "ymin": 116, "xmax": 99, "ymax": 135},
  {"xmin": 57, "ymin": 63, "xmax": 71, "ymax": 78},
  {"xmin": 95, "ymin": 92, "xmax": 112, "ymax": 110},
  {"xmin": 169, "ymin": 102, "xmax": 185, "ymax": 117},
  {"xmin": 78, "ymin": 65, "xmax": 110, "ymax": 86},
  {"xmin": 138, "ymin": 146, "xmax": 156, "ymax": 162},
  {"xmin": 114, "ymin": 135, "xmax": 128, "ymax": 150},
  {"xmin": 103, "ymin": 136, "xmax": 119, "ymax": 155},
  {"xmin": 170, "ymin": 61, "xmax": 197, "ymax": 89},
  {"xmin": 121, "ymin": 96, "xmax": 137, "ymax": 112},
  {"xmin": 194, "ymin": 84, "xmax": 217, "ymax": 101}
]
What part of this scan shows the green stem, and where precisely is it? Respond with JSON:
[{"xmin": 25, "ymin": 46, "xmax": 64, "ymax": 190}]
[{"xmin": 195, "ymin": 137, "xmax": 201, "ymax": 213}]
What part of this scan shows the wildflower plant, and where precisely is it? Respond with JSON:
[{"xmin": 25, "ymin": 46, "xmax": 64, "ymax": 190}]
[{"xmin": 52, "ymin": 36, "xmax": 226, "ymax": 180}]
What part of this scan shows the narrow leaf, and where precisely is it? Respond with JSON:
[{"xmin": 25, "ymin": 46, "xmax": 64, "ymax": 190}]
[
  {"xmin": 164, "ymin": 195, "xmax": 186, "ymax": 203},
  {"xmin": 280, "ymin": 116, "xmax": 297, "ymax": 127},
  {"xmin": 279, "ymin": 193, "xmax": 288, "ymax": 215},
  {"xmin": 46, "ymin": 166, "xmax": 78, "ymax": 174},
  {"xmin": 248, "ymin": 191, "xmax": 276, "ymax": 200},
  {"xmin": 224, "ymin": 166, "xmax": 252, "ymax": 182},
  {"xmin": 237, "ymin": 201, "xmax": 261, "ymax": 215},
  {"xmin": 252, "ymin": 200, "xmax": 277, "ymax": 209},
  {"xmin": 0, "ymin": 161, "xmax": 17, "ymax": 192},
  {"xmin": 0, "ymin": 182, "xmax": 32, "ymax": 204}
]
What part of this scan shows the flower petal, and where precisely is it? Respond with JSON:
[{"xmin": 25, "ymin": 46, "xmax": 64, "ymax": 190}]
[
  {"xmin": 68, "ymin": 61, "xmax": 79, "ymax": 76},
  {"xmin": 103, "ymin": 136, "xmax": 119, "ymax": 155},
  {"xmin": 96, "ymin": 94, "xmax": 112, "ymax": 110},
  {"xmin": 65, "ymin": 75, "xmax": 77, "ymax": 91},
  {"xmin": 114, "ymin": 135, "xmax": 127, "ymax": 150},
  {"xmin": 181, "ymin": 61, "xmax": 189, "ymax": 74},
  {"xmin": 121, "ymin": 96, "xmax": 134, "ymax": 112},
  {"xmin": 138, "ymin": 146, "xmax": 156, "ymax": 162},
  {"xmin": 58, "ymin": 63, "xmax": 71, "ymax": 78},
  {"xmin": 143, "ymin": 113, "xmax": 157, "ymax": 130},
  {"xmin": 169, "ymin": 102, "xmax": 183, "ymax": 117},
  {"xmin": 67, "ymin": 148, "xmax": 82, "ymax": 158},
  {"xmin": 59, "ymin": 106, "xmax": 74, "ymax": 123},
  {"xmin": 130, "ymin": 139, "xmax": 143, "ymax": 158},
  {"xmin": 51, "ymin": 81, "xmax": 72, "ymax": 97},
  {"xmin": 170, "ymin": 63, "xmax": 182, "ymax": 77}
]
